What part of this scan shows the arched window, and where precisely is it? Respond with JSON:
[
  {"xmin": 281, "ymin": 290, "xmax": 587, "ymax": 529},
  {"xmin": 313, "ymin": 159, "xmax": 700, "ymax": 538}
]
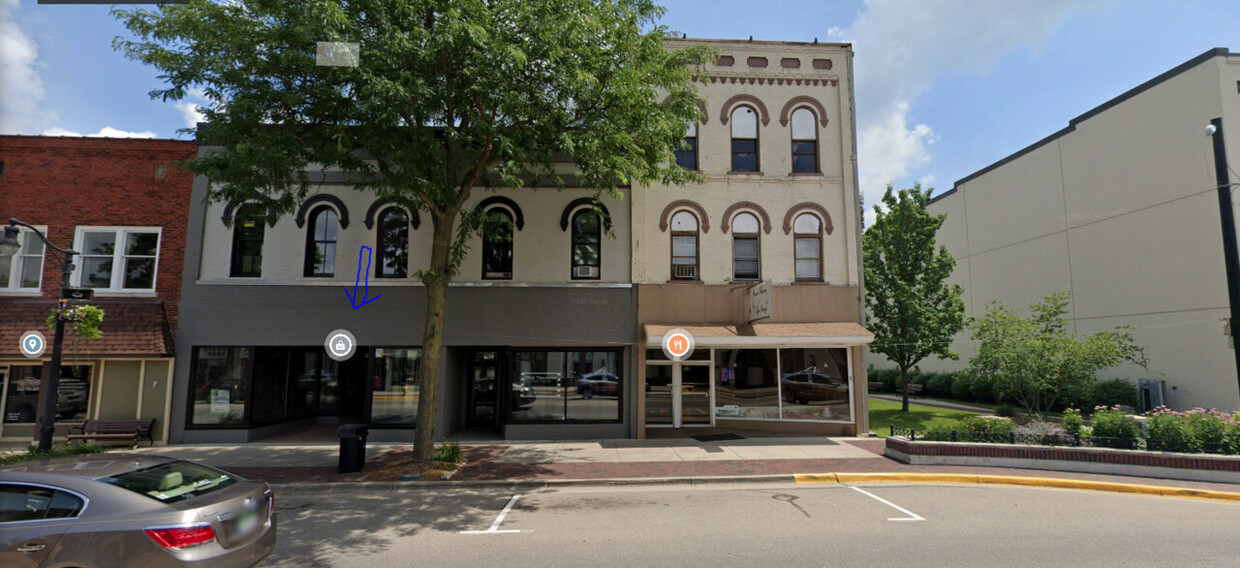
[
  {"xmin": 482, "ymin": 208, "xmax": 514, "ymax": 280},
  {"xmin": 731, "ymin": 106, "xmax": 759, "ymax": 172},
  {"xmin": 675, "ymin": 122, "xmax": 698, "ymax": 171},
  {"xmin": 571, "ymin": 209, "xmax": 601, "ymax": 279},
  {"xmin": 230, "ymin": 203, "xmax": 266, "ymax": 278},
  {"xmin": 304, "ymin": 205, "xmax": 339, "ymax": 277},
  {"xmin": 671, "ymin": 210, "xmax": 699, "ymax": 280},
  {"xmin": 732, "ymin": 212, "xmax": 760, "ymax": 280},
  {"xmin": 375, "ymin": 207, "xmax": 409, "ymax": 278},
  {"xmin": 794, "ymin": 213, "xmax": 822, "ymax": 281},
  {"xmin": 791, "ymin": 107, "xmax": 818, "ymax": 173}
]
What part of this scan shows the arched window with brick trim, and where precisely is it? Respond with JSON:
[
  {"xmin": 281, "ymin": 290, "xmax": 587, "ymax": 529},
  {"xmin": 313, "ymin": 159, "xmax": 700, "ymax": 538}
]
[
  {"xmin": 731, "ymin": 106, "xmax": 759, "ymax": 172},
  {"xmin": 671, "ymin": 210, "xmax": 699, "ymax": 280},
  {"xmin": 732, "ymin": 212, "xmax": 760, "ymax": 280},
  {"xmin": 794, "ymin": 213, "xmax": 823, "ymax": 281}
]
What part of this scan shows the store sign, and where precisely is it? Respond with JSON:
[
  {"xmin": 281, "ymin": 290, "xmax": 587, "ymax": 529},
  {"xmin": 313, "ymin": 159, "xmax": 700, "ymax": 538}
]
[
  {"xmin": 210, "ymin": 389, "xmax": 231, "ymax": 415},
  {"xmin": 748, "ymin": 281, "xmax": 772, "ymax": 322}
]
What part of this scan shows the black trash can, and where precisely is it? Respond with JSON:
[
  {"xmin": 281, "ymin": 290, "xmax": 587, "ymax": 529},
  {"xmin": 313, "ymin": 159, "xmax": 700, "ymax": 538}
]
[{"xmin": 338, "ymin": 424, "xmax": 369, "ymax": 473}]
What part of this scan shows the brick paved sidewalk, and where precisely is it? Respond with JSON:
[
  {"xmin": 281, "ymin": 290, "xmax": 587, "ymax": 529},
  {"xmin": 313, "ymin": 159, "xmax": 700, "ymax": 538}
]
[{"xmin": 218, "ymin": 439, "xmax": 1240, "ymax": 494}]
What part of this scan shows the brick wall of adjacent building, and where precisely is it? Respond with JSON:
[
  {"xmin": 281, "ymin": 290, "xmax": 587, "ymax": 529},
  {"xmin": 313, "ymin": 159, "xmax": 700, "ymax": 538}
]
[{"xmin": 0, "ymin": 135, "xmax": 196, "ymax": 332}]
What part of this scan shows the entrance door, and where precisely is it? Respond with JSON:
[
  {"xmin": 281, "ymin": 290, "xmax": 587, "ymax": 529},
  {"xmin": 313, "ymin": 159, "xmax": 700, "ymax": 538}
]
[
  {"xmin": 468, "ymin": 352, "xmax": 499, "ymax": 428},
  {"xmin": 645, "ymin": 362, "xmax": 713, "ymax": 428}
]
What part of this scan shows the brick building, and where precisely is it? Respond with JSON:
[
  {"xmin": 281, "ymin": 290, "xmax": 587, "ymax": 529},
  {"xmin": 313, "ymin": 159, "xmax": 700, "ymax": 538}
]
[{"xmin": 0, "ymin": 135, "xmax": 195, "ymax": 445}]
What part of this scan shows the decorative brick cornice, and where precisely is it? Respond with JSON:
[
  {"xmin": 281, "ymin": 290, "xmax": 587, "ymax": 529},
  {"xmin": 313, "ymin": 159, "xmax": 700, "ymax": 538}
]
[
  {"xmin": 658, "ymin": 200, "xmax": 710, "ymax": 233},
  {"xmin": 782, "ymin": 202, "xmax": 834, "ymax": 235},
  {"xmin": 719, "ymin": 94, "xmax": 771, "ymax": 127},
  {"xmin": 702, "ymin": 76, "xmax": 840, "ymax": 88},
  {"xmin": 720, "ymin": 201, "xmax": 773, "ymax": 235},
  {"xmin": 779, "ymin": 96, "xmax": 830, "ymax": 127}
]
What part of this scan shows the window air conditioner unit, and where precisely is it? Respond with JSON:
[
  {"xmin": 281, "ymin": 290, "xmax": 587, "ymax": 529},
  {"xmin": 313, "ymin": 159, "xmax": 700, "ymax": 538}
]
[
  {"xmin": 573, "ymin": 265, "xmax": 600, "ymax": 279},
  {"xmin": 485, "ymin": 272, "xmax": 512, "ymax": 279},
  {"xmin": 673, "ymin": 265, "xmax": 697, "ymax": 279},
  {"xmin": 1138, "ymin": 379, "xmax": 1165, "ymax": 411}
]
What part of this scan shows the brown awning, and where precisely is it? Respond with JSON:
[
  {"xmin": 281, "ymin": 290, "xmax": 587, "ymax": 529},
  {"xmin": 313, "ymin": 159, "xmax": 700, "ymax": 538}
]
[
  {"xmin": 644, "ymin": 322, "xmax": 873, "ymax": 348},
  {"xmin": 0, "ymin": 298, "xmax": 174, "ymax": 358}
]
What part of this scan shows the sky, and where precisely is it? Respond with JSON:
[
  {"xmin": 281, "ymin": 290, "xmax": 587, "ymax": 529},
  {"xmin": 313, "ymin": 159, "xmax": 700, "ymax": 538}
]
[{"xmin": 3, "ymin": 0, "xmax": 1240, "ymax": 218}]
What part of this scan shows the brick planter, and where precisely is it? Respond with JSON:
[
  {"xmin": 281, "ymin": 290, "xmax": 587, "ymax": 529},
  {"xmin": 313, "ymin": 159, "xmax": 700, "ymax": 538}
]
[{"xmin": 885, "ymin": 436, "xmax": 1240, "ymax": 484}]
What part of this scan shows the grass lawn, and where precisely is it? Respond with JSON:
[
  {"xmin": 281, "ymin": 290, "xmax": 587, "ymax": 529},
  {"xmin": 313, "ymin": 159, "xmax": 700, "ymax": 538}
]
[{"xmin": 868, "ymin": 397, "xmax": 979, "ymax": 438}]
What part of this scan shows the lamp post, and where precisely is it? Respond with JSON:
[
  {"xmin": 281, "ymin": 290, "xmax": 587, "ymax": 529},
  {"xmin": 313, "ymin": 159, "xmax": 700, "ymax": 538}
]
[{"xmin": 0, "ymin": 217, "xmax": 81, "ymax": 453}]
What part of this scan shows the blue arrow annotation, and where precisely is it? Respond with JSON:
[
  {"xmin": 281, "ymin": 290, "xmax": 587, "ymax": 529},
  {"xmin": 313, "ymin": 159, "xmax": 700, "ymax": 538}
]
[{"xmin": 345, "ymin": 246, "xmax": 381, "ymax": 309}]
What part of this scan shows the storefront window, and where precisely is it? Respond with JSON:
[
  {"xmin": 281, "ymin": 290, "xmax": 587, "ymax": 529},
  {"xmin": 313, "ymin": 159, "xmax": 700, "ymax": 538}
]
[
  {"xmin": 3, "ymin": 365, "xmax": 92, "ymax": 424},
  {"xmin": 714, "ymin": 349, "xmax": 780, "ymax": 419},
  {"xmin": 644, "ymin": 365, "xmax": 673, "ymax": 425},
  {"xmin": 512, "ymin": 350, "xmax": 620, "ymax": 422},
  {"xmin": 190, "ymin": 347, "xmax": 251, "ymax": 426},
  {"xmin": 780, "ymin": 348, "xmax": 850, "ymax": 421},
  {"xmin": 251, "ymin": 347, "xmax": 291, "ymax": 425},
  {"xmin": 371, "ymin": 348, "xmax": 421, "ymax": 425}
]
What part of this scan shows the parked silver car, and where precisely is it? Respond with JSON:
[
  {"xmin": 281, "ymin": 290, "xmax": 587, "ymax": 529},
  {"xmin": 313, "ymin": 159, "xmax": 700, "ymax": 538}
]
[{"xmin": 1, "ymin": 453, "xmax": 276, "ymax": 568}]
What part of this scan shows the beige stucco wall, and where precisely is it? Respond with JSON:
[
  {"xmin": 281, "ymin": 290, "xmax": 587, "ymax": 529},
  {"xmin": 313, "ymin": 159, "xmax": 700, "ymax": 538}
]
[
  {"xmin": 903, "ymin": 52, "xmax": 1240, "ymax": 410},
  {"xmin": 199, "ymin": 185, "xmax": 631, "ymax": 285}
]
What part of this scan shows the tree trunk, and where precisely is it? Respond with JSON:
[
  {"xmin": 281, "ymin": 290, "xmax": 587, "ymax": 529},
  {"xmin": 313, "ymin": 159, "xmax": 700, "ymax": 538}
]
[
  {"xmin": 412, "ymin": 212, "xmax": 456, "ymax": 463},
  {"xmin": 900, "ymin": 366, "xmax": 910, "ymax": 412}
]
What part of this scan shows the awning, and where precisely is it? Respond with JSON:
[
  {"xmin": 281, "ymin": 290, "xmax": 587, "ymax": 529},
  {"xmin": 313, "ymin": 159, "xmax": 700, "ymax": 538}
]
[
  {"xmin": 644, "ymin": 322, "xmax": 873, "ymax": 349},
  {"xmin": 0, "ymin": 298, "xmax": 174, "ymax": 358}
]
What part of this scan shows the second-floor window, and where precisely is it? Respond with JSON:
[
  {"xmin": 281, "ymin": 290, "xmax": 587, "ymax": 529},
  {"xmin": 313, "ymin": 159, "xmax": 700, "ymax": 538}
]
[
  {"xmin": 304, "ymin": 206, "xmax": 339, "ymax": 277},
  {"xmin": 732, "ymin": 212, "xmax": 760, "ymax": 280},
  {"xmin": 75, "ymin": 227, "xmax": 161, "ymax": 291},
  {"xmin": 794, "ymin": 213, "xmax": 823, "ymax": 281},
  {"xmin": 482, "ymin": 208, "xmax": 514, "ymax": 280},
  {"xmin": 571, "ymin": 209, "xmax": 601, "ymax": 280},
  {"xmin": 376, "ymin": 207, "xmax": 409, "ymax": 278},
  {"xmin": 731, "ymin": 106, "xmax": 759, "ymax": 172},
  {"xmin": 230, "ymin": 204, "xmax": 265, "ymax": 278},
  {"xmin": 0, "ymin": 226, "xmax": 46, "ymax": 291},
  {"xmin": 675, "ymin": 122, "xmax": 698, "ymax": 171},
  {"xmin": 670, "ymin": 211, "xmax": 699, "ymax": 280},
  {"xmin": 791, "ymin": 107, "xmax": 819, "ymax": 173}
]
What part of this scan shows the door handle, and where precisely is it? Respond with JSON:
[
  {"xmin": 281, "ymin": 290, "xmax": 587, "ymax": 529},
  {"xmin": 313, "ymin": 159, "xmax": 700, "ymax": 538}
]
[{"xmin": 17, "ymin": 543, "xmax": 47, "ymax": 553}]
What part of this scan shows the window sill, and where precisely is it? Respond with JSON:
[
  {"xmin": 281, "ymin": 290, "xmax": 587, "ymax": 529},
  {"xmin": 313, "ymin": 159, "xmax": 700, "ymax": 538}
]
[
  {"xmin": 83, "ymin": 290, "xmax": 159, "ymax": 296},
  {"xmin": 0, "ymin": 289, "xmax": 45, "ymax": 295},
  {"xmin": 788, "ymin": 172, "xmax": 824, "ymax": 177},
  {"xmin": 666, "ymin": 279, "xmax": 703, "ymax": 285},
  {"xmin": 792, "ymin": 280, "xmax": 828, "ymax": 285},
  {"xmin": 727, "ymin": 171, "xmax": 764, "ymax": 176}
]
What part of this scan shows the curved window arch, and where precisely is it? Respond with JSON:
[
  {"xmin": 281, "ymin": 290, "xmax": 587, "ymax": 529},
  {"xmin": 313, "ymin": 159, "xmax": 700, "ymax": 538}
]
[
  {"xmin": 791, "ymin": 107, "xmax": 819, "ymax": 173},
  {"xmin": 794, "ymin": 213, "xmax": 823, "ymax": 281},
  {"xmin": 732, "ymin": 212, "xmax": 760, "ymax": 280},
  {"xmin": 231, "ymin": 202, "xmax": 266, "ymax": 278},
  {"xmin": 731, "ymin": 106, "xmax": 760, "ymax": 172},
  {"xmin": 304, "ymin": 206, "xmax": 339, "ymax": 277},
  {"xmin": 482, "ymin": 208, "xmax": 514, "ymax": 280},
  {"xmin": 375, "ymin": 206, "xmax": 409, "ymax": 278},
  {"xmin": 571, "ymin": 209, "xmax": 602, "ymax": 279},
  {"xmin": 671, "ymin": 210, "xmax": 699, "ymax": 280}
]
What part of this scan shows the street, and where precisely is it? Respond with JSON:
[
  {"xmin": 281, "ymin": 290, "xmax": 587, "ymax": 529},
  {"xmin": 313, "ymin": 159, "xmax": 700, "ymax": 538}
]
[{"xmin": 262, "ymin": 482, "xmax": 1240, "ymax": 567}]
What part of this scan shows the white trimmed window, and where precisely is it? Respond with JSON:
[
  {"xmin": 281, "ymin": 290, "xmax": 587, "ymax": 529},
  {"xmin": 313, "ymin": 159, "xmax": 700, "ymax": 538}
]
[
  {"xmin": 0, "ymin": 225, "xmax": 47, "ymax": 291},
  {"xmin": 73, "ymin": 227, "xmax": 162, "ymax": 292}
]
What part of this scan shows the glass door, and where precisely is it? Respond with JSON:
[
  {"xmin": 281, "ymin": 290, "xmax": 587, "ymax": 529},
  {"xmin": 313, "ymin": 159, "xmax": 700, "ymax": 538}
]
[
  {"xmin": 679, "ymin": 364, "xmax": 712, "ymax": 426},
  {"xmin": 644, "ymin": 364, "xmax": 673, "ymax": 426},
  {"xmin": 645, "ymin": 362, "xmax": 713, "ymax": 428},
  {"xmin": 468, "ymin": 352, "xmax": 498, "ymax": 428}
]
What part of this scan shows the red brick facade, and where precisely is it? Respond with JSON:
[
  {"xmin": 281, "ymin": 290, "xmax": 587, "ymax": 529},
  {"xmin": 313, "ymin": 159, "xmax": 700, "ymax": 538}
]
[{"xmin": 0, "ymin": 136, "xmax": 195, "ymax": 332}]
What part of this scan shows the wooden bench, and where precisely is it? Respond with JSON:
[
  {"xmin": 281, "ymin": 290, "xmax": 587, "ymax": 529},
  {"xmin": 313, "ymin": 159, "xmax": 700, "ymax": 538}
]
[
  {"xmin": 67, "ymin": 419, "xmax": 156, "ymax": 449},
  {"xmin": 867, "ymin": 381, "xmax": 884, "ymax": 392},
  {"xmin": 903, "ymin": 383, "xmax": 923, "ymax": 397}
]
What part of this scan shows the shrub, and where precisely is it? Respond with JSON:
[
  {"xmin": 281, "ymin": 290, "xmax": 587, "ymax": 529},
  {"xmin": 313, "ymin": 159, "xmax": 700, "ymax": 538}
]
[
  {"xmin": 920, "ymin": 428, "xmax": 956, "ymax": 441},
  {"xmin": 1089, "ymin": 406, "xmax": 1141, "ymax": 449},
  {"xmin": 1184, "ymin": 409, "xmax": 1232, "ymax": 453},
  {"xmin": 1145, "ymin": 408, "xmax": 1196, "ymax": 453},
  {"xmin": 1062, "ymin": 408, "xmax": 1084, "ymax": 436},
  {"xmin": 0, "ymin": 443, "xmax": 107, "ymax": 466},
  {"xmin": 435, "ymin": 442, "xmax": 464, "ymax": 464},
  {"xmin": 869, "ymin": 369, "xmax": 901, "ymax": 392},
  {"xmin": 950, "ymin": 373, "xmax": 973, "ymax": 401},
  {"xmin": 1089, "ymin": 379, "xmax": 1140, "ymax": 410},
  {"xmin": 968, "ymin": 373, "xmax": 997, "ymax": 404},
  {"xmin": 1016, "ymin": 420, "xmax": 1069, "ymax": 445},
  {"xmin": 1226, "ymin": 423, "xmax": 1240, "ymax": 456},
  {"xmin": 959, "ymin": 415, "xmax": 1015, "ymax": 442},
  {"xmin": 924, "ymin": 373, "xmax": 956, "ymax": 398},
  {"xmin": 995, "ymin": 404, "xmax": 1018, "ymax": 418}
]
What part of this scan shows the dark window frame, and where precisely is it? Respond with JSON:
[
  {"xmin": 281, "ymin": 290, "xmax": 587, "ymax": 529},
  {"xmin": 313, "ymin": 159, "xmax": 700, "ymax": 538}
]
[
  {"xmin": 790, "ymin": 107, "xmax": 820, "ymax": 173},
  {"xmin": 506, "ymin": 347, "xmax": 625, "ymax": 424},
  {"xmin": 303, "ymin": 205, "xmax": 339, "ymax": 278},
  {"xmin": 374, "ymin": 206, "xmax": 410, "ymax": 279},
  {"xmin": 675, "ymin": 134, "xmax": 698, "ymax": 171},
  {"xmin": 230, "ymin": 203, "xmax": 266, "ymax": 278},
  {"xmin": 794, "ymin": 214, "xmax": 824, "ymax": 282},
  {"xmin": 570, "ymin": 209, "xmax": 602, "ymax": 279},
  {"xmin": 482, "ymin": 208, "xmax": 514, "ymax": 280},
  {"xmin": 730, "ymin": 105, "xmax": 760, "ymax": 173},
  {"xmin": 670, "ymin": 211, "xmax": 700, "ymax": 281}
]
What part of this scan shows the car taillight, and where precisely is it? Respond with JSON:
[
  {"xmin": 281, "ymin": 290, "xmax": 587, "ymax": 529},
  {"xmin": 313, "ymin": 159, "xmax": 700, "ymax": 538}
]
[{"xmin": 145, "ymin": 523, "xmax": 217, "ymax": 549}]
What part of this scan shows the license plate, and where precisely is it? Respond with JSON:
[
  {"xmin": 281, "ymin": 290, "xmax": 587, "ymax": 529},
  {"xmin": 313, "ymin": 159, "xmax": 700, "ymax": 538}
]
[{"xmin": 236, "ymin": 511, "xmax": 259, "ymax": 535}]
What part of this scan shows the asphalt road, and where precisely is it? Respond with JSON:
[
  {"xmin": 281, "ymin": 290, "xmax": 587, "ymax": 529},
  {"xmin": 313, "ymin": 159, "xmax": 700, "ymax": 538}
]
[{"xmin": 262, "ymin": 482, "xmax": 1240, "ymax": 567}]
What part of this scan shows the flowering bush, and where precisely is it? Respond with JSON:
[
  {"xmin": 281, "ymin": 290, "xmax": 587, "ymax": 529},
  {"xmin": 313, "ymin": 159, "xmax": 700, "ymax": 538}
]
[
  {"xmin": 1090, "ymin": 406, "xmax": 1141, "ymax": 449},
  {"xmin": 959, "ymin": 415, "xmax": 1014, "ymax": 441},
  {"xmin": 1062, "ymin": 408, "xmax": 1084, "ymax": 436},
  {"xmin": 1185, "ymin": 408, "xmax": 1231, "ymax": 452},
  {"xmin": 1146, "ymin": 408, "xmax": 1196, "ymax": 453}
]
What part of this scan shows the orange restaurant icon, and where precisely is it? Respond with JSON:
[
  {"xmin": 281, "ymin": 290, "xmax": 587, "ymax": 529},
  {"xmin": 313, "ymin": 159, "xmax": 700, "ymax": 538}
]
[{"xmin": 661, "ymin": 328, "xmax": 696, "ymax": 361}]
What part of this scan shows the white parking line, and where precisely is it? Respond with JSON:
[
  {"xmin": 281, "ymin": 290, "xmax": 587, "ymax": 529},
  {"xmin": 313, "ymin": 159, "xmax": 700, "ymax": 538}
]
[
  {"xmin": 460, "ymin": 494, "xmax": 523, "ymax": 534},
  {"xmin": 848, "ymin": 486, "xmax": 925, "ymax": 522}
]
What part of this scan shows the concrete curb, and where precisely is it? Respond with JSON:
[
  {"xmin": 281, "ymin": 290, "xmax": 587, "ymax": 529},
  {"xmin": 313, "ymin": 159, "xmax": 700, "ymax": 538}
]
[
  {"xmin": 794, "ymin": 472, "xmax": 1240, "ymax": 503},
  {"xmin": 270, "ymin": 474, "xmax": 796, "ymax": 495}
]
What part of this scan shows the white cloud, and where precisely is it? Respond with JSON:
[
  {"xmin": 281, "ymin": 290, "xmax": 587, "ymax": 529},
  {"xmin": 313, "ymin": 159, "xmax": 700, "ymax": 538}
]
[
  {"xmin": 848, "ymin": 0, "xmax": 1108, "ymax": 210},
  {"xmin": 0, "ymin": 0, "xmax": 51, "ymax": 134},
  {"xmin": 43, "ymin": 126, "xmax": 158, "ymax": 138},
  {"xmin": 175, "ymin": 88, "xmax": 209, "ymax": 129}
]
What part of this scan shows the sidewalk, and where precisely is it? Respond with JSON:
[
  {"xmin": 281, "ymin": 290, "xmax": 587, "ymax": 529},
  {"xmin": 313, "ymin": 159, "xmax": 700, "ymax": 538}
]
[{"xmin": 122, "ymin": 436, "xmax": 1240, "ymax": 495}]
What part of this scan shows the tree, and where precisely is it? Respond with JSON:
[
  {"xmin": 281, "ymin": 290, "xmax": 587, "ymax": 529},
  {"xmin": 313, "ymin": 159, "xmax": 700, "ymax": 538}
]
[
  {"xmin": 113, "ymin": 0, "xmax": 711, "ymax": 462},
  {"xmin": 863, "ymin": 184, "xmax": 966, "ymax": 412},
  {"xmin": 968, "ymin": 291, "xmax": 1145, "ymax": 417}
]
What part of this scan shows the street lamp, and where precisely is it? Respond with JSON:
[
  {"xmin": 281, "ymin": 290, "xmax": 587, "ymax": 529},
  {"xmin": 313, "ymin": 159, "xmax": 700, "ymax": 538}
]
[{"xmin": 1, "ymin": 217, "xmax": 82, "ymax": 453}]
